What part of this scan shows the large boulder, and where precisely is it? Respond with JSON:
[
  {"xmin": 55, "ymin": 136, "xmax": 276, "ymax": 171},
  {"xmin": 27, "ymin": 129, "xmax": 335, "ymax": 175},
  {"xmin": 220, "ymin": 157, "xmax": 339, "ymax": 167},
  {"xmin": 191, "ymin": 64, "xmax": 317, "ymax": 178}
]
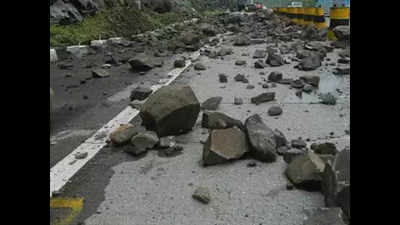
[
  {"xmin": 50, "ymin": 0, "xmax": 83, "ymax": 25},
  {"xmin": 140, "ymin": 85, "xmax": 200, "ymax": 137},
  {"xmin": 245, "ymin": 114, "xmax": 278, "ymax": 162},
  {"xmin": 285, "ymin": 152, "xmax": 326, "ymax": 191},
  {"xmin": 143, "ymin": 0, "xmax": 173, "ymax": 13},
  {"xmin": 322, "ymin": 148, "xmax": 350, "ymax": 220},
  {"xmin": 202, "ymin": 127, "xmax": 248, "ymax": 166},
  {"xmin": 303, "ymin": 207, "xmax": 347, "ymax": 225},
  {"xmin": 202, "ymin": 111, "xmax": 244, "ymax": 130}
]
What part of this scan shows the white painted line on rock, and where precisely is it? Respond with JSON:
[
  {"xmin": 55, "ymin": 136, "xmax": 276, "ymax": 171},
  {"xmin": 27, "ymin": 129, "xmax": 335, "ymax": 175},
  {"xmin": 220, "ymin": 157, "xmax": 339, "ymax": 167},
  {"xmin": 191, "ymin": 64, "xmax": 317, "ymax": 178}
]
[{"xmin": 50, "ymin": 50, "xmax": 201, "ymax": 197}]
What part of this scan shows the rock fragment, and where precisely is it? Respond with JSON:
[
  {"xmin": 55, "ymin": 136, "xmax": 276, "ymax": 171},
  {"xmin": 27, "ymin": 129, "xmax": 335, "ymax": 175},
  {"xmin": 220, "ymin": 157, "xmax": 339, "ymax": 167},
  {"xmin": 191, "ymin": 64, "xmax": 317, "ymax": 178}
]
[
  {"xmin": 192, "ymin": 187, "xmax": 211, "ymax": 204},
  {"xmin": 174, "ymin": 59, "xmax": 186, "ymax": 68},
  {"xmin": 202, "ymin": 127, "xmax": 248, "ymax": 166},
  {"xmin": 140, "ymin": 85, "xmax": 200, "ymax": 137},
  {"xmin": 245, "ymin": 114, "xmax": 278, "ymax": 162},
  {"xmin": 128, "ymin": 53, "xmax": 156, "ymax": 71},
  {"xmin": 285, "ymin": 152, "xmax": 326, "ymax": 191},
  {"xmin": 234, "ymin": 35, "xmax": 251, "ymax": 46},
  {"xmin": 291, "ymin": 139, "xmax": 307, "ymax": 149},
  {"xmin": 219, "ymin": 73, "xmax": 228, "ymax": 83},
  {"xmin": 130, "ymin": 86, "xmax": 153, "ymax": 101},
  {"xmin": 110, "ymin": 124, "xmax": 146, "ymax": 146},
  {"xmin": 268, "ymin": 106, "xmax": 283, "ymax": 116},
  {"xmin": 300, "ymin": 75, "xmax": 320, "ymax": 87},
  {"xmin": 253, "ymin": 49, "xmax": 267, "ymax": 59},
  {"xmin": 194, "ymin": 63, "xmax": 206, "ymax": 70},
  {"xmin": 322, "ymin": 148, "xmax": 350, "ymax": 219},
  {"xmin": 234, "ymin": 97, "xmax": 243, "ymax": 105},
  {"xmin": 319, "ymin": 93, "xmax": 337, "ymax": 105},
  {"xmin": 92, "ymin": 69, "xmax": 110, "ymax": 78},
  {"xmin": 251, "ymin": 92, "xmax": 275, "ymax": 105},
  {"xmin": 201, "ymin": 97, "xmax": 223, "ymax": 111},
  {"xmin": 235, "ymin": 60, "xmax": 247, "ymax": 66},
  {"xmin": 311, "ymin": 142, "xmax": 338, "ymax": 155},
  {"xmin": 266, "ymin": 53, "xmax": 284, "ymax": 67},
  {"xmin": 268, "ymin": 71, "xmax": 283, "ymax": 82},
  {"xmin": 283, "ymin": 148, "xmax": 307, "ymax": 164},
  {"xmin": 126, "ymin": 131, "xmax": 159, "ymax": 155},
  {"xmin": 202, "ymin": 111, "xmax": 244, "ymax": 130}
]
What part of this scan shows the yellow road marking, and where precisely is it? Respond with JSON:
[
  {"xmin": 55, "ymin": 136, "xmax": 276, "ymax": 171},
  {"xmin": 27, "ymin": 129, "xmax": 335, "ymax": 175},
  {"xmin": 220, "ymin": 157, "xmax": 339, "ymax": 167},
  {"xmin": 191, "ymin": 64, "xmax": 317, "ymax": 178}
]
[{"xmin": 50, "ymin": 198, "xmax": 84, "ymax": 225}]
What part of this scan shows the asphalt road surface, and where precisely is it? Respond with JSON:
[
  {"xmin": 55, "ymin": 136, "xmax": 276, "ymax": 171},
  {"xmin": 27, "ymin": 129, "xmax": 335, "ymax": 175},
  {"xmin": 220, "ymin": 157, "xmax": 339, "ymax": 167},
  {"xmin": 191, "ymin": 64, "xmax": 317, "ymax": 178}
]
[{"xmin": 50, "ymin": 14, "xmax": 350, "ymax": 225}]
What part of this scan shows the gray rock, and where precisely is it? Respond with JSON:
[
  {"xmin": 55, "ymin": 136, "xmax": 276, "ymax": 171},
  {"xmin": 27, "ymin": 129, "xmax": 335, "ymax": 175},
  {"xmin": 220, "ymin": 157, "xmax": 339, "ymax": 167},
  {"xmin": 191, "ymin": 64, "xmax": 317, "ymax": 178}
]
[
  {"xmin": 217, "ymin": 48, "xmax": 233, "ymax": 56},
  {"xmin": 181, "ymin": 32, "xmax": 200, "ymax": 45},
  {"xmin": 194, "ymin": 63, "xmax": 206, "ymax": 70},
  {"xmin": 291, "ymin": 79, "xmax": 305, "ymax": 89},
  {"xmin": 219, "ymin": 73, "xmax": 228, "ymax": 83},
  {"xmin": 303, "ymin": 207, "xmax": 347, "ymax": 225},
  {"xmin": 203, "ymin": 127, "xmax": 248, "ymax": 166},
  {"xmin": 333, "ymin": 26, "xmax": 350, "ymax": 41},
  {"xmin": 300, "ymin": 75, "xmax": 320, "ymax": 87},
  {"xmin": 311, "ymin": 142, "xmax": 338, "ymax": 155},
  {"xmin": 200, "ymin": 23, "xmax": 217, "ymax": 36},
  {"xmin": 128, "ymin": 54, "xmax": 156, "ymax": 71},
  {"xmin": 266, "ymin": 53, "xmax": 284, "ymax": 67},
  {"xmin": 254, "ymin": 60, "xmax": 267, "ymax": 68},
  {"xmin": 303, "ymin": 85, "xmax": 314, "ymax": 93},
  {"xmin": 192, "ymin": 187, "xmax": 211, "ymax": 204},
  {"xmin": 277, "ymin": 146, "xmax": 289, "ymax": 155},
  {"xmin": 140, "ymin": 85, "xmax": 200, "ymax": 137},
  {"xmin": 253, "ymin": 49, "xmax": 267, "ymax": 59},
  {"xmin": 75, "ymin": 152, "xmax": 88, "ymax": 159},
  {"xmin": 276, "ymin": 78, "xmax": 293, "ymax": 85},
  {"xmin": 234, "ymin": 97, "xmax": 243, "ymax": 105},
  {"xmin": 318, "ymin": 154, "xmax": 336, "ymax": 165},
  {"xmin": 268, "ymin": 71, "xmax": 283, "ymax": 82},
  {"xmin": 262, "ymin": 84, "xmax": 269, "ymax": 88},
  {"xmin": 291, "ymin": 139, "xmax": 307, "ymax": 149},
  {"xmin": 130, "ymin": 86, "xmax": 153, "ymax": 101},
  {"xmin": 333, "ymin": 67, "xmax": 350, "ymax": 75},
  {"xmin": 158, "ymin": 136, "xmax": 176, "ymax": 149},
  {"xmin": 338, "ymin": 58, "xmax": 350, "ymax": 64},
  {"xmin": 283, "ymin": 148, "xmax": 307, "ymax": 164},
  {"xmin": 202, "ymin": 111, "xmax": 244, "ymax": 130},
  {"xmin": 296, "ymin": 54, "xmax": 322, "ymax": 71},
  {"xmin": 285, "ymin": 152, "xmax": 326, "ymax": 191},
  {"xmin": 127, "ymin": 131, "xmax": 159, "ymax": 155},
  {"xmin": 246, "ymin": 85, "xmax": 255, "ymax": 89},
  {"xmin": 174, "ymin": 59, "xmax": 186, "ymax": 68},
  {"xmin": 268, "ymin": 106, "xmax": 283, "ymax": 116},
  {"xmin": 234, "ymin": 35, "xmax": 251, "ymax": 46},
  {"xmin": 235, "ymin": 60, "xmax": 247, "ymax": 66},
  {"xmin": 245, "ymin": 114, "xmax": 278, "ymax": 162},
  {"xmin": 319, "ymin": 93, "xmax": 337, "ymax": 105},
  {"xmin": 110, "ymin": 124, "xmax": 146, "ymax": 146},
  {"xmin": 162, "ymin": 145, "xmax": 183, "ymax": 157},
  {"xmin": 201, "ymin": 97, "xmax": 223, "ymax": 110},
  {"xmin": 251, "ymin": 92, "xmax": 275, "ymax": 105},
  {"xmin": 322, "ymin": 148, "xmax": 350, "ymax": 219},
  {"xmin": 234, "ymin": 74, "xmax": 246, "ymax": 82}
]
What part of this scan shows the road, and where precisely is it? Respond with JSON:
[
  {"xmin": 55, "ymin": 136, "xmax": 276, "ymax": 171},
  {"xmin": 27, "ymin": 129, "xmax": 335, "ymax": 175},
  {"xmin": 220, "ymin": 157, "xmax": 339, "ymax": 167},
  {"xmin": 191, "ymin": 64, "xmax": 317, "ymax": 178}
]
[{"xmin": 50, "ymin": 13, "xmax": 350, "ymax": 225}]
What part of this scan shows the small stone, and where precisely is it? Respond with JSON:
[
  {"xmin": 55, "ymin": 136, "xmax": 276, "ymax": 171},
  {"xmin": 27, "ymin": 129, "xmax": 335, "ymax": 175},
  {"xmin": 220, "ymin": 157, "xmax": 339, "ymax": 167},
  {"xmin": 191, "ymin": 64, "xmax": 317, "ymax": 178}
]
[
  {"xmin": 254, "ymin": 60, "xmax": 267, "ymax": 68},
  {"xmin": 127, "ymin": 131, "xmax": 159, "ymax": 155},
  {"xmin": 286, "ymin": 182, "xmax": 294, "ymax": 190},
  {"xmin": 303, "ymin": 84, "xmax": 313, "ymax": 93},
  {"xmin": 234, "ymin": 74, "xmax": 246, "ymax": 82},
  {"xmin": 290, "ymin": 79, "xmax": 305, "ymax": 89},
  {"xmin": 320, "ymin": 93, "xmax": 337, "ymax": 105},
  {"xmin": 194, "ymin": 63, "xmax": 206, "ymax": 70},
  {"xmin": 192, "ymin": 187, "xmax": 211, "ymax": 204},
  {"xmin": 235, "ymin": 60, "xmax": 247, "ymax": 66},
  {"xmin": 102, "ymin": 64, "xmax": 112, "ymax": 69},
  {"xmin": 158, "ymin": 136, "xmax": 176, "ymax": 149},
  {"xmin": 92, "ymin": 69, "xmax": 110, "ymax": 78},
  {"xmin": 311, "ymin": 142, "xmax": 338, "ymax": 155},
  {"xmin": 219, "ymin": 73, "xmax": 228, "ymax": 83},
  {"xmin": 163, "ymin": 145, "xmax": 183, "ymax": 156},
  {"xmin": 247, "ymin": 161, "xmax": 257, "ymax": 167},
  {"xmin": 234, "ymin": 97, "xmax": 243, "ymax": 105},
  {"xmin": 246, "ymin": 85, "xmax": 255, "ymax": 89},
  {"xmin": 268, "ymin": 72, "xmax": 283, "ymax": 82},
  {"xmin": 75, "ymin": 152, "xmax": 88, "ymax": 159},
  {"xmin": 83, "ymin": 95, "xmax": 88, "ymax": 100},
  {"xmin": 174, "ymin": 59, "xmax": 186, "ymax": 68},
  {"xmin": 291, "ymin": 139, "xmax": 307, "ymax": 149},
  {"xmin": 277, "ymin": 146, "xmax": 289, "ymax": 155},
  {"xmin": 130, "ymin": 86, "xmax": 153, "ymax": 101},
  {"xmin": 259, "ymin": 72, "xmax": 266, "ymax": 75},
  {"xmin": 262, "ymin": 84, "xmax": 269, "ymax": 89},
  {"xmin": 268, "ymin": 106, "xmax": 283, "ymax": 116},
  {"xmin": 283, "ymin": 148, "xmax": 306, "ymax": 164},
  {"xmin": 251, "ymin": 92, "xmax": 275, "ymax": 105}
]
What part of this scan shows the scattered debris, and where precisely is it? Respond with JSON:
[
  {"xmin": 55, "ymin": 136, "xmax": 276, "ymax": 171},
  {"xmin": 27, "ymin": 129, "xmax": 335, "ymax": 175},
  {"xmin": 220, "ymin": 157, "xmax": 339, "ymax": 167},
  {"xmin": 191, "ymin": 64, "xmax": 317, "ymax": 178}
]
[{"xmin": 192, "ymin": 187, "xmax": 211, "ymax": 204}]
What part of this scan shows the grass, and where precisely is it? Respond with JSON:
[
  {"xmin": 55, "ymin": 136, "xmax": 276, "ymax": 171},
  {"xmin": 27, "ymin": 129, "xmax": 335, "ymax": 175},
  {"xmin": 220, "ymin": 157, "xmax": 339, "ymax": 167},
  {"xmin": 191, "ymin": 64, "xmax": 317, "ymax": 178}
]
[{"xmin": 49, "ymin": 5, "xmax": 226, "ymax": 48}]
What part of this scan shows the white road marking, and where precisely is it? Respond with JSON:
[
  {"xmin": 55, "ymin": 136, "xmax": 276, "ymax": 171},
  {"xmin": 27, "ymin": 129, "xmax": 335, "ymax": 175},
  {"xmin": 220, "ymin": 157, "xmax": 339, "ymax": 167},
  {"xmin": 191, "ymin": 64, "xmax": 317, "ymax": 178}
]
[{"xmin": 50, "ymin": 51, "xmax": 200, "ymax": 197}]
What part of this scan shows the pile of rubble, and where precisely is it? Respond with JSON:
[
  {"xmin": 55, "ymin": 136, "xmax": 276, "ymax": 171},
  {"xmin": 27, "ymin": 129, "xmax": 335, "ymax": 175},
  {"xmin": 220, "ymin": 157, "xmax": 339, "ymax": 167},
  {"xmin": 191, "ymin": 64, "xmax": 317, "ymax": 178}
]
[{"xmin": 108, "ymin": 83, "xmax": 350, "ymax": 224}]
